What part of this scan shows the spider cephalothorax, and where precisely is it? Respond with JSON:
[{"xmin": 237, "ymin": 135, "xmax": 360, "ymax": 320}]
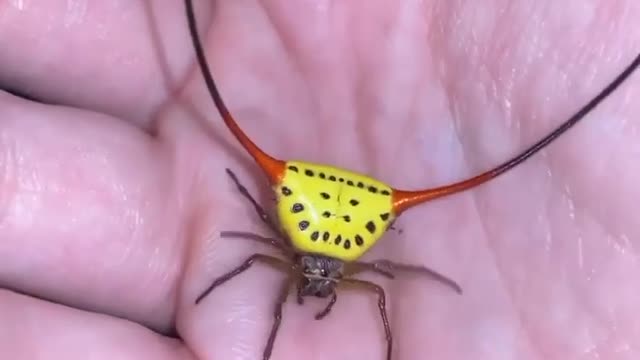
[
  {"xmin": 297, "ymin": 254, "xmax": 344, "ymax": 298},
  {"xmin": 184, "ymin": 0, "xmax": 640, "ymax": 359}
]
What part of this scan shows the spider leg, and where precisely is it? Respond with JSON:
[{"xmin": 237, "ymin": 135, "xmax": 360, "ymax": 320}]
[
  {"xmin": 314, "ymin": 292, "xmax": 337, "ymax": 320},
  {"xmin": 225, "ymin": 168, "xmax": 280, "ymax": 234},
  {"xmin": 344, "ymin": 261, "xmax": 394, "ymax": 279},
  {"xmin": 220, "ymin": 230, "xmax": 294, "ymax": 257},
  {"xmin": 341, "ymin": 278, "xmax": 392, "ymax": 360},
  {"xmin": 346, "ymin": 259, "xmax": 462, "ymax": 294},
  {"xmin": 296, "ymin": 284, "xmax": 304, "ymax": 305},
  {"xmin": 263, "ymin": 274, "xmax": 298, "ymax": 360},
  {"xmin": 195, "ymin": 253, "xmax": 291, "ymax": 304}
]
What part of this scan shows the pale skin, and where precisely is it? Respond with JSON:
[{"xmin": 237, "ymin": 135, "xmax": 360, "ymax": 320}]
[{"xmin": 0, "ymin": 1, "xmax": 639, "ymax": 359}]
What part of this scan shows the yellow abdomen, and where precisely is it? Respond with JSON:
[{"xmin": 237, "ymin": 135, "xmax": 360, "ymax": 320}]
[{"xmin": 275, "ymin": 160, "xmax": 395, "ymax": 262}]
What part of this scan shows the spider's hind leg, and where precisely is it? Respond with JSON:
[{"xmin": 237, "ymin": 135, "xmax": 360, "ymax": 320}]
[
  {"xmin": 345, "ymin": 259, "xmax": 462, "ymax": 294},
  {"xmin": 220, "ymin": 231, "xmax": 294, "ymax": 257}
]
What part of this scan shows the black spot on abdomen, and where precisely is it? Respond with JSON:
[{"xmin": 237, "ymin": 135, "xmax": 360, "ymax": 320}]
[
  {"xmin": 292, "ymin": 203, "xmax": 304, "ymax": 213},
  {"xmin": 365, "ymin": 221, "xmax": 376, "ymax": 234}
]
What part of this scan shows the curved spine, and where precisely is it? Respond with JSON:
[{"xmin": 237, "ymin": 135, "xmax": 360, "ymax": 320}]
[
  {"xmin": 393, "ymin": 52, "xmax": 640, "ymax": 214},
  {"xmin": 185, "ymin": 0, "xmax": 285, "ymax": 184}
]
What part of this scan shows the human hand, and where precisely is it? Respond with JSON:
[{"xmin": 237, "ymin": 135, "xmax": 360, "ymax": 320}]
[{"xmin": 1, "ymin": 1, "xmax": 639, "ymax": 359}]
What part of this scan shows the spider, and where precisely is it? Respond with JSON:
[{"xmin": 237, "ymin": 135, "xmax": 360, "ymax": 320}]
[{"xmin": 195, "ymin": 168, "xmax": 462, "ymax": 360}]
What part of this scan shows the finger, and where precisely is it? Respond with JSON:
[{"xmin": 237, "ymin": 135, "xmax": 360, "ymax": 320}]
[
  {"xmin": 0, "ymin": 90, "xmax": 189, "ymax": 332},
  {"xmin": 0, "ymin": 0, "xmax": 212, "ymax": 127},
  {"xmin": 0, "ymin": 289, "xmax": 193, "ymax": 360}
]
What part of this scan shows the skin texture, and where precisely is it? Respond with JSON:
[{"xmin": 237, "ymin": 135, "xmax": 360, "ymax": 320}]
[{"xmin": 0, "ymin": 0, "xmax": 639, "ymax": 359}]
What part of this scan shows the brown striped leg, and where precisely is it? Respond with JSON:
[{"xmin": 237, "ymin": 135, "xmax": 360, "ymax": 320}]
[
  {"xmin": 341, "ymin": 278, "xmax": 392, "ymax": 360},
  {"xmin": 195, "ymin": 254, "xmax": 291, "ymax": 304},
  {"xmin": 296, "ymin": 284, "xmax": 304, "ymax": 305},
  {"xmin": 263, "ymin": 275, "xmax": 297, "ymax": 360},
  {"xmin": 225, "ymin": 168, "xmax": 280, "ymax": 234},
  {"xmin": 346, "ymin": 259, "xmax": 462, "ymax": 294},
  {"xmin": 220, "ymin": 231, "xmax": 293, "ymax": 256},
  {"xmin": 314, "ymin": 292, "xmax": 337, "ymax": 320}
]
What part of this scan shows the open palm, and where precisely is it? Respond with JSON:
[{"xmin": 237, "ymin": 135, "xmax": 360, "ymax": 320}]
[{"xmin": 1, "ymin": 1, "xmax": 639, "ymax": 359}]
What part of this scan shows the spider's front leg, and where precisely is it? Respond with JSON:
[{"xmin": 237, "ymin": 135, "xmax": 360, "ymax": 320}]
[
  {"xmin": 340, "ymin": 278, "xmax": 393, "ymax": 360},
  {"xmin": 225, "ymin": 168, "xmax": 282, "ymax": 235},
  {"xmin": 263, "ymin": 274, "xmax": 298, "ymax": 360},
  {"xmin": 195, "ymin": 253, "xmax": 293, "ymax": 304},
  {"xmin": 314, "ymin": 292, "xmax": 337, "ymax": 320}
]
